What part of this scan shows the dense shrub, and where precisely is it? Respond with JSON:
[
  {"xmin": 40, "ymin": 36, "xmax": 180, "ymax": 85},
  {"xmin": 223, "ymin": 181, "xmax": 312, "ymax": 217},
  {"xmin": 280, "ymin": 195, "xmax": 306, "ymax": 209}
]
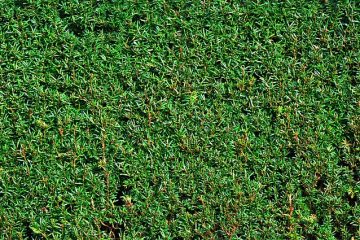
[{"xmin": 0, "ymin": 0, "xmax": 359, "ymax": 238}]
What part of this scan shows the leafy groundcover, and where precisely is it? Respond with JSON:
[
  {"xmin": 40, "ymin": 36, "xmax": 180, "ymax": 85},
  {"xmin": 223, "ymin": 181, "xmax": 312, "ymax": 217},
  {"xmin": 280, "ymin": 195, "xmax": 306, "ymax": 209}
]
[{"xmin": 0, "ymin": 0, "xmax": 359, "ymax": 239}]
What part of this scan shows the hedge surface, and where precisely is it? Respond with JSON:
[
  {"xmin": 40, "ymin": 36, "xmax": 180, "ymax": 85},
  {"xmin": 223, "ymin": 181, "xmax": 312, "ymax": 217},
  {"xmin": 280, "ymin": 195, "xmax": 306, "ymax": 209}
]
[{"xmin": 0, "ymin": 0, "xmax": 359, "ymax": 239}]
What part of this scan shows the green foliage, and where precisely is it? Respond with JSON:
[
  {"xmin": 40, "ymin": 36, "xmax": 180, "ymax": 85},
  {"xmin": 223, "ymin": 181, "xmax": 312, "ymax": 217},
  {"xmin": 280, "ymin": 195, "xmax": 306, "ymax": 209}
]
[{"xmin": 0, "ymin": 0, "xmax": 359, "ymax": 239}]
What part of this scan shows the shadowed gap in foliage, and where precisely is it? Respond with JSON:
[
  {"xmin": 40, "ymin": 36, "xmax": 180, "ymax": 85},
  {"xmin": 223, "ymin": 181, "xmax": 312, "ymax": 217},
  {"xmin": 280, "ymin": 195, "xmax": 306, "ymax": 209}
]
[
  {"xmin": 114, "ymin": 175, "xmax": 131, "ymax": 206},
  {"xmin": 100, "ymin": 221, "xmax": 124, "ymax": 239}
]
